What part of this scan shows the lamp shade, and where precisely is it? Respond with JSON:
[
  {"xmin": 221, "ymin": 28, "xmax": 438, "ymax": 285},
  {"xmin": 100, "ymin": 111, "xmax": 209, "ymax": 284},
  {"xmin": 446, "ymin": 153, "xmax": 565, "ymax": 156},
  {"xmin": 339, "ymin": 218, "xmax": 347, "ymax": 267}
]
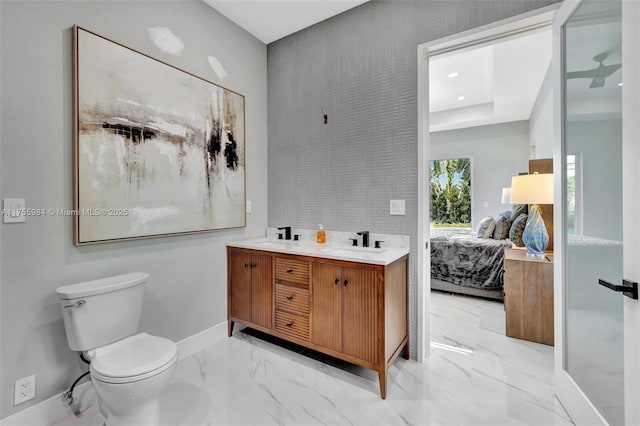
[
  {"xmin": 509, "ymin": 173, "xmax": 553, "ymax": 205},
  {"xmin": 501, "ymin": 187, "xmax": 511, "ymax": 204}
]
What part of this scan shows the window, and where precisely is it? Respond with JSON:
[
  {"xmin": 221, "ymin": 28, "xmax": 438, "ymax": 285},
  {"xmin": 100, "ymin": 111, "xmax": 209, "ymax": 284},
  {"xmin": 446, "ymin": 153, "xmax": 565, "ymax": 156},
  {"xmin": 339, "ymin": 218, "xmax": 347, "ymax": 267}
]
[
  {"xmin": 429, "ymin": 157, "xmax": 472, "ymax": 228},
  {"xmin": 566, "ymin": 153, "xmax": 583, "ymax": 235}
]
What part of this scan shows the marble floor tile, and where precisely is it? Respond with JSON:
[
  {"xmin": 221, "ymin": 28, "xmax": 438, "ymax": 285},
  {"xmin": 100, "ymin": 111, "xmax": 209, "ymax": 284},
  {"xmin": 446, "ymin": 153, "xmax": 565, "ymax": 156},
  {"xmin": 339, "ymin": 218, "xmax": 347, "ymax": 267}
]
[{"xmin": 52, "ymin": 291, "xmax": 572, "ymax": 426}]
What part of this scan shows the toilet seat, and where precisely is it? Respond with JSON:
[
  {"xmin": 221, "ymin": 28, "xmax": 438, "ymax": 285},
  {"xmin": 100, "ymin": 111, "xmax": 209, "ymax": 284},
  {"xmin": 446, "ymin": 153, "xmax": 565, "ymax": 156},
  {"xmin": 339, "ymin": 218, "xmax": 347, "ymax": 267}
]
[{"xmin": 90, "ymin": 333, "xmax": 178, "ymax": 384}]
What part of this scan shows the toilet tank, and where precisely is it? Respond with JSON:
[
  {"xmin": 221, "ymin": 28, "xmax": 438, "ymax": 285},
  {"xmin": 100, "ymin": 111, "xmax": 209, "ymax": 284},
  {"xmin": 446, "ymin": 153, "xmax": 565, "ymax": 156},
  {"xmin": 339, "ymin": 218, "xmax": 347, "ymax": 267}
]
[{"xmin": 56, "ymin": 272, "xmax": 149, "ymax": 351}]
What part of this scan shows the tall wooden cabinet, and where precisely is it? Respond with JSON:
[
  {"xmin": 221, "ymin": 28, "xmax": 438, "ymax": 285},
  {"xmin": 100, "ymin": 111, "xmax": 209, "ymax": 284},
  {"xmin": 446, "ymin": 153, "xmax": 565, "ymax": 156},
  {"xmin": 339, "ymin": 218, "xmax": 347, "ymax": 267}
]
[{"xmin": 227, "ymin": 246, "xmax": 408, "ymax": 399}]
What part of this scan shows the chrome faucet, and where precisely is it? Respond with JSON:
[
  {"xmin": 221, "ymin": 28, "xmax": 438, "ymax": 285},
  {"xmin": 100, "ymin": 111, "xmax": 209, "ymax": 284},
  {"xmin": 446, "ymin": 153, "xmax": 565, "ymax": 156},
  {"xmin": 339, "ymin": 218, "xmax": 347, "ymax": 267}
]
[
  {"xmin": 277, "ymin": 226, "xmax": 292, "ymax": 240},
  {"xmin": 357, "ymin": 231, "xmax": 370, "ymax": 248}
]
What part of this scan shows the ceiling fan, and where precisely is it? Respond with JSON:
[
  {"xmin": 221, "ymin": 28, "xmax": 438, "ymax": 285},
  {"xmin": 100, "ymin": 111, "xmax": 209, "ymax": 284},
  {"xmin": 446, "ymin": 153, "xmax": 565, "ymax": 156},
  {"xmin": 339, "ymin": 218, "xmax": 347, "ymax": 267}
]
[{"xmin": 567, "ymin": 53, "xmax": 621, "ymax": 88}]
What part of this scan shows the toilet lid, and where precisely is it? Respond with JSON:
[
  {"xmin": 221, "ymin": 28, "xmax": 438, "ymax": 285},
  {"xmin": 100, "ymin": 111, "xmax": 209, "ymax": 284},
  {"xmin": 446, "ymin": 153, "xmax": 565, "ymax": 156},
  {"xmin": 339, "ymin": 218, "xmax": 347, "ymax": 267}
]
[{"xmin": 90, "ymin": 333, "xmax": 177, "ymax": 380}]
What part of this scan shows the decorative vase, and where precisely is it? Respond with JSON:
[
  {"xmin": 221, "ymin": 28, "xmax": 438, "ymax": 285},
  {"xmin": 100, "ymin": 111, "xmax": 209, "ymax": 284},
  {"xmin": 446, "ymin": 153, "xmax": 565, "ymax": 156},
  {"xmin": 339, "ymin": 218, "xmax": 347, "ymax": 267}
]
[{"xmin": 522, "ymin": 204, "xmax": 548, "ymax": 258}]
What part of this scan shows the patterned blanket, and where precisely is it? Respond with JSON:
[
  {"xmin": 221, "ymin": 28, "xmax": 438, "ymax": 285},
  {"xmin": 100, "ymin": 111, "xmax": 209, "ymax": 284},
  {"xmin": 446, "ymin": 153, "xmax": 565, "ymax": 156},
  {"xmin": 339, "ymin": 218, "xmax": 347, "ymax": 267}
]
[{"xmin": 430, "ymin": 228, "xmax": 513, "ymax": 290}]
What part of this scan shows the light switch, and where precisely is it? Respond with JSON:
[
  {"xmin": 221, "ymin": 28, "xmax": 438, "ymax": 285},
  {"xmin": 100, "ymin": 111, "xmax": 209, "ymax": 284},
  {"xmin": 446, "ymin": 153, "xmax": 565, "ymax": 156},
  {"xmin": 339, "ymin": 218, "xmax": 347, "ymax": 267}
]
[
  {"xmin": 390, "ymin": 199, "xmax": 405, "ymax": 216},
  {"xmin": 3, "ymin": 198, "xmax": 26, "ymax": 223},
  {"xmin": 246, "ymin": 200, "xmax": 252, "ymax": 214},
  {"xmin": 483, "ymin": 201, "xmax": 489, "ymax": 208}
]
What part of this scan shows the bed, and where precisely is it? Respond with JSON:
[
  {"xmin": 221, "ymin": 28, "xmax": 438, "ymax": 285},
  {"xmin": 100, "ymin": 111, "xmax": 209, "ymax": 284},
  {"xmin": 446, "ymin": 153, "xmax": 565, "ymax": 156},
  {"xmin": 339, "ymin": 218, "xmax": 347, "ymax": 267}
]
[{"xmin": 430, "ymin": 228, "xmax": 514, "ymax": 300}]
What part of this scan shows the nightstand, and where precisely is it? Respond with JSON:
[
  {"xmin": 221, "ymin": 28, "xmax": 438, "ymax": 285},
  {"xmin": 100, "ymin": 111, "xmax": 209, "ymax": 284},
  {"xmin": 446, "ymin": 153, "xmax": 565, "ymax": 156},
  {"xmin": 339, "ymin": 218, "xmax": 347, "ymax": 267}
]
[{"xmin": 503, "ymin": 247, "xmax": 554, "ymax": 346}]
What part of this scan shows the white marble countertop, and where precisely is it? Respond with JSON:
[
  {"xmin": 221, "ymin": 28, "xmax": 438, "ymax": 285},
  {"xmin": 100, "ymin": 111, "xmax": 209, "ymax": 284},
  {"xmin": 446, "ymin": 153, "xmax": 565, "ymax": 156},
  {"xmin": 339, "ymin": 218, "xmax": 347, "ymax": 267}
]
[{"xmin": 227, "ymin": 237, "xmax": 409, "ymax": 266}]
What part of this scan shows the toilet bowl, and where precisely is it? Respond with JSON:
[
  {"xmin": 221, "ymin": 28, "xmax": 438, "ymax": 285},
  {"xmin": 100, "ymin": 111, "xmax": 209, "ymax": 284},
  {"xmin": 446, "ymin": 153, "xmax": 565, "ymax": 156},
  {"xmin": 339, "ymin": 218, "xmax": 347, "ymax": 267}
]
[
  {"xmin": 88, "ymin": 333, "xmax": 178, "ymax": 426},
  {"xmin": 56, "ymin": 273, "xmax": 178, "ymax": 426}
]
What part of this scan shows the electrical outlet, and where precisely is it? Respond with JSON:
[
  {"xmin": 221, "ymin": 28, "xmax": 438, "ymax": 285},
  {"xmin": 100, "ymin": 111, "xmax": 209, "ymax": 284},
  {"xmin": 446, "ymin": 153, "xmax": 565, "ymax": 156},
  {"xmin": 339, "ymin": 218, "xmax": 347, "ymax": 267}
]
[{"xmin": 14, "ymin": 375, "xmax": 36, "ymax": 405}]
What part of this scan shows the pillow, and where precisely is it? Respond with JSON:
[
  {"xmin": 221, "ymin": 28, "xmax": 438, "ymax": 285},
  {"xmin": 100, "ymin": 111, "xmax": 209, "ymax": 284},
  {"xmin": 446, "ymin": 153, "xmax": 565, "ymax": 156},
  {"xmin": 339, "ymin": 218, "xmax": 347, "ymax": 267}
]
[
  {"xmin": 477, "ymin": 217, "xmax": 496, "ymax": 239},
  {"xmin": 510, "ymin": 204, "xmax": 528, "ymax": 222},
  {"xmin": 509, "ymin": 214, "xmax": 528, "ymax": 246},
  {"xmin": 497, "ymin": 209, "xmax": 512, "ymax": 221},
  {"xmin": 493, "ymin": 214, "xmax": 511, "ymax": 239}
]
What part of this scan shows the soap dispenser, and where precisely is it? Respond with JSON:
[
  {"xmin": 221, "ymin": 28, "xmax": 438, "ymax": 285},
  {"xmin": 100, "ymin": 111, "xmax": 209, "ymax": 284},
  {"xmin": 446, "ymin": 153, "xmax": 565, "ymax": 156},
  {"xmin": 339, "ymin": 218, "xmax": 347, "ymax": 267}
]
[{"xmin": 316, "ymin": 224, "xmax": 326, "ymax": 244}]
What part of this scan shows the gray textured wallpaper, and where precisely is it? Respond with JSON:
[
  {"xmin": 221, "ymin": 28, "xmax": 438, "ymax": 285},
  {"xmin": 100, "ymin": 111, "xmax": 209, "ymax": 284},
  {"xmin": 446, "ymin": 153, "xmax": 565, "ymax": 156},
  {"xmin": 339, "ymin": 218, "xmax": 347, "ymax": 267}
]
[{"xmin": 267, "ymin": 0, "xmax": 559, "ymax": 358}]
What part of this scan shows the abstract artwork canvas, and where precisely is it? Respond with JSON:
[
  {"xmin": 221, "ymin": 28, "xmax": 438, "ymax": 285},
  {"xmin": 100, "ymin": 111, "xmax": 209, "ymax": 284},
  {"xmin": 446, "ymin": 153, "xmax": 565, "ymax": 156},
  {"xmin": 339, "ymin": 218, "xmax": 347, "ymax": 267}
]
[{"xmin": 73, "ymin": 26, "xmax": 245, "ymax": 245}]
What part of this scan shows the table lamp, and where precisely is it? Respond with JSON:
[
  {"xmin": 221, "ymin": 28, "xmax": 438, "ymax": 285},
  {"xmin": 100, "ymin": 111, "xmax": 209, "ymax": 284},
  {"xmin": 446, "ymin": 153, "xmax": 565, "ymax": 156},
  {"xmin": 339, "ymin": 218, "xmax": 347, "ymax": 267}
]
[
  {"xmin": 501, "ymin": 187, "xmax": 511, "ymax": 205},
  {"xmin": 509, "ymin": 173, "xmax": 553, "ymax": 258}
]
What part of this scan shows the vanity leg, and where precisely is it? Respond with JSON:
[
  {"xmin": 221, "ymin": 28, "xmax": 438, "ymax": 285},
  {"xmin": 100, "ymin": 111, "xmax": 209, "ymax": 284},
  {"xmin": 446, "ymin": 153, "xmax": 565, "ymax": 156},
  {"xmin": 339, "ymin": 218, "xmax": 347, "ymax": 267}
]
[
  {"xmin": 228, "ymin": 320, "xmax": 234, "ymax": 337},
  {"xmin": 378, "ymin": 367, "xmax": 387, "ymax": 399}
]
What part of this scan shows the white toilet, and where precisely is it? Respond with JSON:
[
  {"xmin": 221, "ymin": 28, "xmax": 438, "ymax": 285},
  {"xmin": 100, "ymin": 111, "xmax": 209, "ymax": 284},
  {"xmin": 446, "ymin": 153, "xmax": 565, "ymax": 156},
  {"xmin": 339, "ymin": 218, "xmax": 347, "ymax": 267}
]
[{"xmin": 56, "ymin": 272, "xmax": 178, "ymax": 426}]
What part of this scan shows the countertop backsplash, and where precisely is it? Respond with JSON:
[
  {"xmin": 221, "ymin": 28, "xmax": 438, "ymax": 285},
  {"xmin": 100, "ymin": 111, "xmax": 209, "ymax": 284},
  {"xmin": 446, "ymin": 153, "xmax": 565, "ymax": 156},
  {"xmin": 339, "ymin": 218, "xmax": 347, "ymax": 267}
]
[{"xmin": 265, "ymin": 227, "xmax": 410, "ymax": 250}]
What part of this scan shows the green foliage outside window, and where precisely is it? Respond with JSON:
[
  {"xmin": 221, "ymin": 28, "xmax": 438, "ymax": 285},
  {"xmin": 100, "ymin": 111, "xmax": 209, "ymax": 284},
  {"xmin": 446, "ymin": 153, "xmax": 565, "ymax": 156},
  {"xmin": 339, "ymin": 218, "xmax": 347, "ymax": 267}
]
[{"xmin": 430, "ymin": 158, "xmax": 472, "ymax": 228}]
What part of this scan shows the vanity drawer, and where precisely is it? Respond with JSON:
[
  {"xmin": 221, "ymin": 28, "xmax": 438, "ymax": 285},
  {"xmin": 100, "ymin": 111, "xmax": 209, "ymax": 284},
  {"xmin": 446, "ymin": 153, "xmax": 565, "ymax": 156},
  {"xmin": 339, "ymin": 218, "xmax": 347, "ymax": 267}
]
[
  {"xmin": 275, "ymin": 257, "xmax": 309, "ymax": 285},
  {"xmin": 275, "ymin": 310, "xmax": 309, "ymax": 341},
  {"xmin": 275, "ymin": 283, "xmax": 309, "ymax": 314}
]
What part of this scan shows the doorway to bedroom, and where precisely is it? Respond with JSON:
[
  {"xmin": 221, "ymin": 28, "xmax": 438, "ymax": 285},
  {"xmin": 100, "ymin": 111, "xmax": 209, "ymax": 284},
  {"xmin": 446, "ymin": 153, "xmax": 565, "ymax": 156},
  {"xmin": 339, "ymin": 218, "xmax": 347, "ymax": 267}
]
[{"xmin": 416, "ymin": 6, "xmax": 558, "ymax": 366}]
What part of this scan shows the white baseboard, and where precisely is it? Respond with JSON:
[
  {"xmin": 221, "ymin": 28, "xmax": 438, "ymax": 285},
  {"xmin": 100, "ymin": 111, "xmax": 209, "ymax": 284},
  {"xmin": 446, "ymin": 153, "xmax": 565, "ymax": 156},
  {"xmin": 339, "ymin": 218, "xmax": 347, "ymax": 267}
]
[
  {"xmin": 0, "ymin": 322, "xmax": 227, "ymax": 426},
  {"xmin": 176, "ymin": 321, "xmax": 227, "ymax": 360}
]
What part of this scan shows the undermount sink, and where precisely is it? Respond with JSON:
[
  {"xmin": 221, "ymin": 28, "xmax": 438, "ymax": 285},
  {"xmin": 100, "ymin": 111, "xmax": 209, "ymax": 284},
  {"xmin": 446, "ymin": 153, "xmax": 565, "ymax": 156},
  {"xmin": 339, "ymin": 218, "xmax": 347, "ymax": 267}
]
[
  {"xmin": 329, "ymin": 246, "xmax": 386, "ymax": 255},
  {"xmin": 252, "ymin": 240, "xmax": 306, "ymax": 249},
  {"xmin": 253, "ymin": 240, "xmax": 295, "ymax": 246}
]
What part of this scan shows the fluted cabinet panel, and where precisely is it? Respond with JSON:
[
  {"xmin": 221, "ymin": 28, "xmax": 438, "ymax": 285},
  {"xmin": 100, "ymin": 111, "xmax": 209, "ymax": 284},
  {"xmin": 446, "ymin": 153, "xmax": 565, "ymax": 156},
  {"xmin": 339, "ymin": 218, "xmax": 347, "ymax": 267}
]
[
  {"xmin": 275, "ymin": 283, "xmax": 310, "ymax": 314},
  {"xmin": 275, "ymin": 257, "xmax": 310, "ymax": 286},
  {"xmin": 229, "ymin": 251, "xmax": 253, "ymax": 323},
  {"xmin": 385, "ymin": 258, "xmax": 408, "ymax": 362},
  {"xmin": 342, "ymin": 267, "xmax": 377, "ymax": 363},
  {"xmin": 311, "ymin": 262, "xmax": 342, "ymax": 352},
  {"xmin": 275, "ymin": 311, "xmax": 310, "ymax": 341},
  {"xmin": 251, "ymin": 253, "xmax": 273, "ymax": 329}
]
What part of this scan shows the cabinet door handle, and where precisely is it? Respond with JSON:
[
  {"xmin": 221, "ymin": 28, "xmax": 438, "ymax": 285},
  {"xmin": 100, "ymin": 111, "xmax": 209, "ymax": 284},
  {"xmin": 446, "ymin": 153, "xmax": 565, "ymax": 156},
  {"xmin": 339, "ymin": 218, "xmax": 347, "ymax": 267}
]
[
  {"xmin": 334, "ymin": 278, "xmax": 339, "ymax": 285},
  {"xmin": 286, "ymin": 321, "xmax": 293, "ymax": 327},
  {"xmin": 286, "ymin": 295, "xmax": 293, "ymax": 300},
  {"xmin": 244, "ymin": 262, "xmax": 250, "ymax": 269},
  {"xmin": 286, "ymin": 269, "xmax": 294, "ymax": 273},
  {"xmin": 343, "ymin": 279, "xmax": 349, "ymax": 287}
]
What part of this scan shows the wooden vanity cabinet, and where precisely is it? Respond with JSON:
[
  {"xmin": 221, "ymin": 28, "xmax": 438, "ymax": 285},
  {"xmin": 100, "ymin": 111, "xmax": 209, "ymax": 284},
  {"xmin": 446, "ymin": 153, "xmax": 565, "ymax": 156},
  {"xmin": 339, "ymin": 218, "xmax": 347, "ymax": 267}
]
[{"xmin": 227, "ymin": 247, "xmax": 409, "ymax": 399}]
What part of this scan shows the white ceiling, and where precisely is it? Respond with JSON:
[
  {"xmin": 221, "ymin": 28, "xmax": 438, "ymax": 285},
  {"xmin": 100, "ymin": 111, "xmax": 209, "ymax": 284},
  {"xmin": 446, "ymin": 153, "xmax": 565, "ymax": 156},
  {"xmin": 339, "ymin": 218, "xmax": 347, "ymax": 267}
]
[
  {"xmin": 204, "ymin": 0, "xmax": 370, "ymax": 44},
  {"xmin": 565, "ymin": 17, "xmax": 622, "ymax": 120},
  {"xmin": 430, "ymin": 46, "xmax": 494, "ymax": 113},
  {"xmin": 429, "ymin": 29, "xmax": 552, "ymax": 132}
]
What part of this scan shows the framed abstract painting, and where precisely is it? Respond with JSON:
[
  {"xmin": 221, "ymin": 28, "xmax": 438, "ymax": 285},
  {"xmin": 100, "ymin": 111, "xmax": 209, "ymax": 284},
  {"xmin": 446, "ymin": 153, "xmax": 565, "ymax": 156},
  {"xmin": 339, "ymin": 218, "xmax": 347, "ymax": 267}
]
[{"xmin": 73, "ymin": 26, "xmax": 245, "ymax": 245}]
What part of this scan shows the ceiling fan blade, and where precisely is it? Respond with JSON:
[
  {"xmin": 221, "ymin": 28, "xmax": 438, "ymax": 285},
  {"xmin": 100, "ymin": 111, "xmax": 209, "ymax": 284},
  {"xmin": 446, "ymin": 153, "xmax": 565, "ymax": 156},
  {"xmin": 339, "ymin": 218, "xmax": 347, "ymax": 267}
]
[
  {"xmin": 600, "ymin": 63, "xmax": 622, "ymax": 78},
  {"xmin": 567, "ymin": 70, "xmax": 596, "ymax": 79},
  {"xmin": 567, "ymin": 52, "xmax": 620, "ymax": 88}
]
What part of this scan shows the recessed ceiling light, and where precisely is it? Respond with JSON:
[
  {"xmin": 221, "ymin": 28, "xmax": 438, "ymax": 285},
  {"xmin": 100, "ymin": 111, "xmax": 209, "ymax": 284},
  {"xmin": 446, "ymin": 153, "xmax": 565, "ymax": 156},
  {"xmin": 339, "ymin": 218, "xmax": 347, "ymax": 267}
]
[
  {"xmin": 448, "ymin": 72, "xmax": 459, "ymax": 79},
  {"xmin": 618, "ymin": 82, "xmax": 623, "ymax": 87},
  {"xmin": 458, "ymin": 96, "xmax": 465, "ymax": 101}
]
